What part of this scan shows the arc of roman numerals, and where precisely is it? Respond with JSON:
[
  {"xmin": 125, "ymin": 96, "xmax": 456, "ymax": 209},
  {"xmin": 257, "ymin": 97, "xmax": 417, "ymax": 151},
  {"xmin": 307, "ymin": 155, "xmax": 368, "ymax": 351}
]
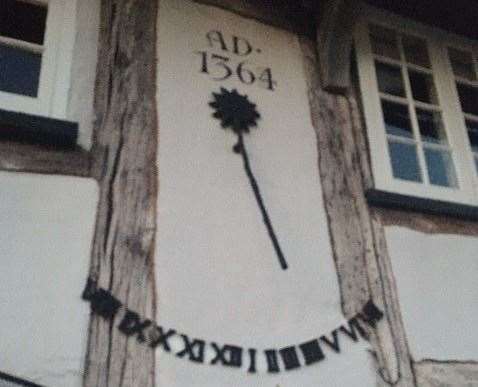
[{"xmin": 82, "ymin": 278, "xmax": 383, "ymax": 374}]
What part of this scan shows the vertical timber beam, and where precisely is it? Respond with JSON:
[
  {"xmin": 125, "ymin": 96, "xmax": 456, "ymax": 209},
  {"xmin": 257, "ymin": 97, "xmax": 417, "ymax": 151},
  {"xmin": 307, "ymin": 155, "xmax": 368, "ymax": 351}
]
[
  {"xmin": 300, "ymin": 36, "xmax": 417, "ymax": 386},
  {"xmin": 316, "ymin": 0, "xmax": 360, "ymax": 93},
  {"xmin": 83, "ymin": 0, "xmax": 158, "ymax": 386}
]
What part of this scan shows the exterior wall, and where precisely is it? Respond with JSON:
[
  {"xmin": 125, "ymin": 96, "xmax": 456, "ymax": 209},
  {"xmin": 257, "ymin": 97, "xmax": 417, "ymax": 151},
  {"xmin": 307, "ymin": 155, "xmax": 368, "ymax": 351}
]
[
  {"xmin": 385, "ymin": 227, "xmax": 478, "ymax": 361},
  {"xmin": 0, "ymin": 0, "xmax": 476, "ymax": 386},
  {"xmin": 0, "ymin": 172, "xmax": 98, "ymax": 386},
  {"xmin": 155, "ymin": 0, "xmax": 375, "ymax": 385}
]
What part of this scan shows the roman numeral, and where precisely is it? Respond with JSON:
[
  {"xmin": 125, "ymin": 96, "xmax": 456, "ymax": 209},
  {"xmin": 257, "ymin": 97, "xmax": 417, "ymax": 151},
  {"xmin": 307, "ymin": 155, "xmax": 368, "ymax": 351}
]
[
  {"xmin": 176, "ymin": 335, "xmax": 205, "ymax": 363},
  {"xmin": 210, "ymin": 343, "xmax": 243, "ymax": 367}
]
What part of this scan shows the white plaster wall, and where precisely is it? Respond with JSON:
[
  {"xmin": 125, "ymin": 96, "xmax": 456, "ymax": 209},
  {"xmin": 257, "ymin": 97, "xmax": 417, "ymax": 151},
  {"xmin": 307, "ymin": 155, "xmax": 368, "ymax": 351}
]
[
  {"xmin": 155, "ymin": 0, "xmax": 376, "ymax": 385},
  {"xmin": 386, "ymin": 226, "xmax": 478, "ymax": 361},
  {"xmin": 0, "ymin": 172, "xmax": 98, "ymax": 386}
]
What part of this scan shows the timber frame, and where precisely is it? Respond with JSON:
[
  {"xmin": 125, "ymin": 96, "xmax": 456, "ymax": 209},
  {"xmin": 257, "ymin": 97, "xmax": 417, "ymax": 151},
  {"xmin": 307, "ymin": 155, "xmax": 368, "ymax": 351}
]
[{"xmin": 0, "ymin": 0, "xmax": 476, "ymax": 386}]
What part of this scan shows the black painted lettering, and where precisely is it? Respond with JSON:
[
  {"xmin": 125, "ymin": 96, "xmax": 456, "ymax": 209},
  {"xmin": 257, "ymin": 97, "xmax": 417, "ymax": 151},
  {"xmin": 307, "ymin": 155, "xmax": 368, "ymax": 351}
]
[
  {"xmin": 81, "ymin": 278, "xmax": 97, "ymax": 301},
  {"xmin": 210, "ymin": 343, "xmax": 243, "ymax": 367},
  {"xmin": 279, "ymin": 346, "xmax": 301, "ymax": 370},
  {"xmin": 211, "ymin": 54, "xmax": 233, "ymax": 81},
  {"xmin": 195, "ymin": 51, "xmax": 209, "ymax": 74},
  {"xmin": 237, "ymin": 61, "xmax": 255, "ymax": 85},
  {"xmin": 320, "ymin": 330, "xmax": 341, "ymax": 353},
  {"xmin": 149, "ymin": 326, "xmax": 176, "ymax": 351},
  {"xmin": 359, "ymin": 300, "xmax": 384, "ymax": 328},
  {"xmin": 299, "ymin": 340, "xmax": 325, "ymax": 366},
  {"xmin": 89, "ymin": 288, "xmax": 122, "ymax": 320},
  {"xmin": 176, "ymin": 335, "xmax": 205, "ymax": 363},
  {"xmin": 248, "ymin": 348, "xmax": 257, "ymax": 373},
  {"xmin": 339, "ymin": 317, "xmax": 368, "ymax": 341},
  {"xmin": 232, "ymin": 35, "xmax": 252, "ymax": 56},
  {"xmin": 264, "ymin": 349, "xmax": 280, "ymax": 373},
  {"xmin": 258, "ymin": 68, "xmax": 277, "ymax": 91},
  {"xmin": 117, "ymin": 310, "xmax": 152, "ymax": 342},
  {"xmin": 207, "ymin": 30, "xmax": 228, "ymax": 52}
]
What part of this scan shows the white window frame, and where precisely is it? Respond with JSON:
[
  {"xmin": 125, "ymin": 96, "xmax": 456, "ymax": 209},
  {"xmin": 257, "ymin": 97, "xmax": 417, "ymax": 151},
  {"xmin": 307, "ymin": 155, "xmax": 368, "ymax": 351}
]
[
  {"xmin": 355, "ymin": 4, "xmax": 478, "ymax": 206},
  {"xmin": 0, "ymin": 0, "xmax": 77, "ymax": 120}
]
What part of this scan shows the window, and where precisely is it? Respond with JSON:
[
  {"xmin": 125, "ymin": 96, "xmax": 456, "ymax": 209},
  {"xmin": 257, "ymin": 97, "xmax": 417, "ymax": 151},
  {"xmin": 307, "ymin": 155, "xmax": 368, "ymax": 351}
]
[
  {"xmin": 355, "ymin": 5, "xmax": 478, "ymax": 205},
  {"xmin": 448, "ymin": 48, "xmax": 478, "ymax": 175},
  {"xmin": 0, "ymin": 0, "xmax": 77, "ymax": 117},
  {"xmin": 0, "ymin": 0, "xmax": 100, "ymax": 148},
  {"xmin": 0, "ymin": 0, "xmax": 46, "ymax": 98}
]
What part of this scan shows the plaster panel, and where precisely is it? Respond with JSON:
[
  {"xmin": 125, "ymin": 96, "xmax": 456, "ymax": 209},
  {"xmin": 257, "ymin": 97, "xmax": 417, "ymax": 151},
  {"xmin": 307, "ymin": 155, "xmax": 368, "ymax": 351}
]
[
  {"xmin": 0, "ymin": 172, "xmax": 98, "ymax": 386},
  {"xmin": 386, "ymin": 226, "xmax": 478, "ymax": 361},
  {"xmin": 155, "ymin": 0, "xmax": 376, "ymax": 385}
]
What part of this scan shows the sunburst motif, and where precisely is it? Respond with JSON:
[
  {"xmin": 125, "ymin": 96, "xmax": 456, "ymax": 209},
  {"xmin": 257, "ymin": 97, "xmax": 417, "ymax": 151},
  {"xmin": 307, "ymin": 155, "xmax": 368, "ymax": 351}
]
[{"xmin": 209, "ymin": 88, "xmax": 261, "ymax": 134}]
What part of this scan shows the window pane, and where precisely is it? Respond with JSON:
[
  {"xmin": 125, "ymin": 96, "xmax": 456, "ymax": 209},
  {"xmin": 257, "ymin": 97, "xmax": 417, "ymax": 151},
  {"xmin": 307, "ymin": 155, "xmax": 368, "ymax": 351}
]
[
  {"xmin": 456, "ymin": 82, "xmax": 478, "ymax": 116},
  {"xmin": 0, "ymin": 44, "xmax": 41, "ymax": 97},
  {"xmin": 424, "ymin": 147, "xmax": 458, "ymax": 187},
  {"xmin": 416, "ymin": 109, "xmax": 447, "ymax": 144},
  {"xmin": 382, "ymin": 100, "xmax": 413, "ymax": 138},
  {"xmin": 388, "ymin": 140, "xmax": 422, "ymax": 182},
  {"xmin": 376, "ymin": 61, "xmax": 405, "ymax": 97},
  {"xmin": 409, "ymin": 70, "xmax": 438, "ymax": 104},
  {"xmin": 402, "ymin": 35, "xmax": 430, "ymax": 68},
  {"xmin": 0, "ymin": 0, "xmax": 47, "ymax": 45},
  {"xmin": 449, "ymin": 48, "xmax": 476, "ymax": 81},
  {"xmin": 369, "ymin": 24, "xmax": 400, "ymax": 60},
  {"xmin": 466, "ymin": 120, "xmax": 478, "ymax": 152},
  {"xmin": 474, "ymin": 155, "xmax": 478, "ymax": 175}
]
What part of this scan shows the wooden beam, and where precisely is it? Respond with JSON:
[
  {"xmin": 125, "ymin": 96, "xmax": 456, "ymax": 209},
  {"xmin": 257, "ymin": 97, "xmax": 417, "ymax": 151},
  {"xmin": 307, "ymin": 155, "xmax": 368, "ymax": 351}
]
[
  {"xmin": 83, "ymin": 0, "xmax": 158, "ymax": 386},
  {"xmin": 0, "ymin": 141, "xmax": 90, "ymax": 177},
  {"xmin": 300, "ymin": 36, "xmax": 417, "ymax": 386},
  {"xmin": 376, "ymin": 207, "xmax": 478, "ymax": 236},
  {"xmin": 316, "ymin": 0, "xmax": 361, "ymax": 93},
  {"xmin": 192, "ymin": 0, "xmax": 316, "ymax": 37},
  {"xmin": 414, "ymin": 360, "xmax": 478, "ymax": 386}
]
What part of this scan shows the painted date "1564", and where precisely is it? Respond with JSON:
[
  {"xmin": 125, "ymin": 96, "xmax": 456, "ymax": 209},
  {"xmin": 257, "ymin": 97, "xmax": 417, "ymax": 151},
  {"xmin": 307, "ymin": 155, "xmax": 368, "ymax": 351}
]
[{"xmin": 195, "ymin": 51, "xmax": 277, "ymax": 91}]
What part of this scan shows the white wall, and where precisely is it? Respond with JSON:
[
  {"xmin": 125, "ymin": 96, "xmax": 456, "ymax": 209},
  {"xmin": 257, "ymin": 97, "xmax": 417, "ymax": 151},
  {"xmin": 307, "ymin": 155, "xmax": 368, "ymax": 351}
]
[
  {"xmin": 386, "ymin": 226, "xmax": 478, "ymax": 361},
  {"xmin": 155, "ymin": 0, "xmax": 376, "ymax": 385},
  {"xmin": 0, "ymin": 172, "xmax": 98, "ymax": 386}
]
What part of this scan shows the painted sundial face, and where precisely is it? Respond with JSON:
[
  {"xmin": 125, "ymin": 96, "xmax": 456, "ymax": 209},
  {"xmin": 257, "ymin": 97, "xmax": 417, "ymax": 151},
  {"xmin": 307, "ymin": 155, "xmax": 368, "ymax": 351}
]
[{"xmin": 155, "ymin": 0, "xmax": 376, "ymax": 385}]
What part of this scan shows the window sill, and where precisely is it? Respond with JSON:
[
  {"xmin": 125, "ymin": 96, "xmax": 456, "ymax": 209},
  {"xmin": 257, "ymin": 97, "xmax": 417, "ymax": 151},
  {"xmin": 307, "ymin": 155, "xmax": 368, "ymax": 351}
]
[
  {"xmin": 0, "ymin": 370, "xmax": 43, "ymax": 387},
  {"xmin": 366, "ymin": 189, "xmax": 478, "ymax": 222},
  {"xmin": 0, "ymin": 108, "xmax": 78, "ymax": 149}
]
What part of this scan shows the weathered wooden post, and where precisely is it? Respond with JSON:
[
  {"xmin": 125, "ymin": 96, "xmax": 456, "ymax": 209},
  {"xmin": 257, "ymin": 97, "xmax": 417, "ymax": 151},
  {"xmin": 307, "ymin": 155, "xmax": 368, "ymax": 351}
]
[{"xmin": 83, "ymin": 1, "xmax": 159, "ymax": 385}]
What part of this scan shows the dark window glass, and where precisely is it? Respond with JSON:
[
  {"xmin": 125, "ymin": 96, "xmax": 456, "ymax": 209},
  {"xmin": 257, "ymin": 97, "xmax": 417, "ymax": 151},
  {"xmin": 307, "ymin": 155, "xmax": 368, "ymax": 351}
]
[
  {"xmin": 466, "ymin": 120, "xmax": 478, "ymax": 152},
  {"xmin": 0, "ymin": 0, "xmax": 47, "ymax": 45},
  {"xmin": 0, "ymin": 44, "xmax": 41, "ymax": 97},
  {"xmin": 402, "ymin": 35, "xmax": 430, "ymax": 68},
  {"xmin": 456, "ymin": 83, "xmax": 478, "ymax": 116},
  {"xmin": 381, "ymin": 100, "xmax": 413, "ymax": 138},
  {"xmin": 449, "ymin": 48, "xmax": 475, "ymax": 81},
  {"xmin": 416, "ymin": 109, "xmax": 447, "ymax": 144},
  {"xmin": 369, "ymin": 24, "xmax": 400, "ymax": 60},
  {"xmin": 388, "ymin": 141, "xmax": 422, "ymax": 182},
  {"xmin": 409, "ymin": 70, "xmax": 438, "ymax": 104},
  {"xmin": 424, "ymin": 148, "xmax": 458, "ymax": 187},
  {"xmin": 375, "ymin": 61, "xmax": 405, "ymax": 97}
]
